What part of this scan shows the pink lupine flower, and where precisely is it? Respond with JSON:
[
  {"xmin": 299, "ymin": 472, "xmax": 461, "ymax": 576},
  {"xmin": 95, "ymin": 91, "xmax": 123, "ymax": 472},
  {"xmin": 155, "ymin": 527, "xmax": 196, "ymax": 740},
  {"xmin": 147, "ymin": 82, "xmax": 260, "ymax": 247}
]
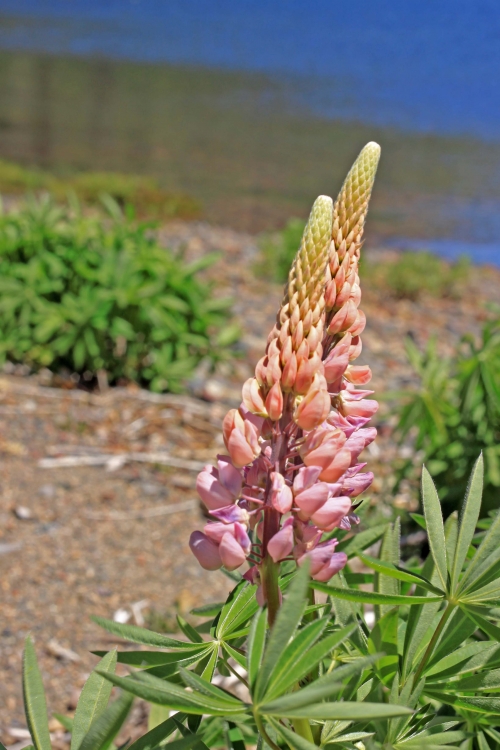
[
  {"xmin": 219, "ymin": 533, "xmax": 248, "ymax": 570},
  {"xmin": 270, "ymin": 472, "xmax": 293, "ymax": 513},
  {"xmin": 189, "ymin": 531, "xmax": 222, "ymax": 570},
  {"xmin": 294, "ymin": 482, "xmax": 331, "ymax": 519},
  {"xmin": 196, "ymin": 457, "xmax": 242, "ymax": 511},
  {"xmin": 294, "ymin": 374, "xmax": 331, "ymax": 431},
  {"xmin": 268, "ymin": 518, "xmax": 294, "ymax": 562},
  {"xmin": 300, "ymin": 428, "xmax": 351, "ymax": 482},
  {"xmin": 344, "ymin": 427, "xmax": 378, "ymax": 463},
  {"xmin": 222, "ymin": 408, "xmax": 261, "ymax": 467},
  {"xmin": 189, "ymin": 142, "xmax": 381, "ymax": 622},
  {"xmin": 341, "ymin": 470, "xmax": 374, "ymax": 497},
  {"xmin": 310, "ymin": 496, "xmax": 352, "ymax": 530}
]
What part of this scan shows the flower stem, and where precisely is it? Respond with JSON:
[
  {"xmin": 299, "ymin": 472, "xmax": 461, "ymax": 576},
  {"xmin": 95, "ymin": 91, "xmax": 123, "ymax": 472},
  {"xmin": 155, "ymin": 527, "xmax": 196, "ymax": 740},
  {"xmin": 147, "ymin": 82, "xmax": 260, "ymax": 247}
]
[{"xmin": 413, "ymin": 600, "xmax": 454, "ymax": 684}]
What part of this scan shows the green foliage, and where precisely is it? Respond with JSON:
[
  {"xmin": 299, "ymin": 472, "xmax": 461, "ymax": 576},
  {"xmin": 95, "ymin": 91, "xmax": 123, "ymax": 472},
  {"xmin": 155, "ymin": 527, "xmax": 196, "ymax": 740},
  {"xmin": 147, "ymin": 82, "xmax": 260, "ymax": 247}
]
[
  {"xmin": 21, "ymin": 458, "xmax": 500, "ymax": 748},
  {"xmin": 257, "ymin": 218, "xmax": 306, "ymax": 283},
  {"xmin": 365, "ymin": 250, "xmax": 470, "ymax": 301},
  {"xmin": 0, "ymin": 195, "xmax": 238, "ymax": 391},
  {"xmin": 393, "ymin": 320, "xmax": 500, "ymax": 512},
  {"xmin": 0, "ymin": 158, "xmax": 201, "ymax": 219}
]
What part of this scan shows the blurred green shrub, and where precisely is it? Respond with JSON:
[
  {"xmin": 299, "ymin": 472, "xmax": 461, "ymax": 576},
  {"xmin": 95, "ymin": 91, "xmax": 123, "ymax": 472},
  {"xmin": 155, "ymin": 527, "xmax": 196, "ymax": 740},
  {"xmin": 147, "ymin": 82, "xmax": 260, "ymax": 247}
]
[
  {"xmin": 0, "ymin": 195, "xmax": 238, "ymax": 391},
  {"xmin": 366, "ymin": 250, "xmax": 470, "ymax": 300},
  {"xmin": 393, "ymin": 318, "xmax": 500, "ymax": 513},
  {"xmin": 257, "ymin": 217, "xmax": 306, "ymax": 282},
  {"xmin": 0, "ymin": 158, "xmax": 201, "ymax": 220}
]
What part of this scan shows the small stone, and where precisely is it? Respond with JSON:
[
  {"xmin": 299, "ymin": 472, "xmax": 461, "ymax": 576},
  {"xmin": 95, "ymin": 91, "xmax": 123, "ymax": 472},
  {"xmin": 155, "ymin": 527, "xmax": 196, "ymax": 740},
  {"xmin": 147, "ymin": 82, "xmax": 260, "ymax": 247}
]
[
  {"xmin": 14, "ymin": 506, "xmax": 32, "ymax": 520},
  {"xmin": 113, "ymin": 608, "xmax": 130, "ymax": 624}
]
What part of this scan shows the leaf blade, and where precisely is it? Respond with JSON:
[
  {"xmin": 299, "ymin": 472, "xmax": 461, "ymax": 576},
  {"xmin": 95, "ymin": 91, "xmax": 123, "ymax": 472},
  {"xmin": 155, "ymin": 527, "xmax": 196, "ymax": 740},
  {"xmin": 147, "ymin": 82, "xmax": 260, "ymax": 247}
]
[{"xmin": 22, "ymin": 637, "xmax": 51, "ymax": 750}]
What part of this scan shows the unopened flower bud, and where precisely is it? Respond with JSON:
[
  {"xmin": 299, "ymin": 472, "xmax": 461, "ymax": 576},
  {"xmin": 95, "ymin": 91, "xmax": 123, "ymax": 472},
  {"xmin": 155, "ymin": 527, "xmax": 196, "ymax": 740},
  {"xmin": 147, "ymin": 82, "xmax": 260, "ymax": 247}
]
[
  {"xmin": 270, "ymin": 471, "xmax": 293, "ymax": 513},
  {"xmin": 281, "ymin": 352, "xmax": 297, "ymax": 391},
  {"xmin": 327, "ymin": 299, "xmax": 358, "ymax": 336},
  {"xmin": 349, "ymin": 310, "xmax": 366, "ymax": 337},
  {"xmin": 268, "ymin": 518, "xmax": 294, "ymax": 563},
  {"xmin": 223, "ymin": 409, "xmax": 261, "ymax": 468},
  {"xmin": 265, "ymin": 381, "xmax": 284, "ymax": 421},
  {"xmin": 344, "ymin": 364, "xmax": 372, "ymax": 385}
]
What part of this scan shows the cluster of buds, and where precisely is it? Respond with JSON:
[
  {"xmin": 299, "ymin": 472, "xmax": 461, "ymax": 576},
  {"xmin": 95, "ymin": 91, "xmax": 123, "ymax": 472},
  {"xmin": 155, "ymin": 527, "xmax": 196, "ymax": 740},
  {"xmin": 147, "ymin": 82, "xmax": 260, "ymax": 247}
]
[{"xmin": 190, "ymin": 143, "xmax": 381, "ymax": 614}]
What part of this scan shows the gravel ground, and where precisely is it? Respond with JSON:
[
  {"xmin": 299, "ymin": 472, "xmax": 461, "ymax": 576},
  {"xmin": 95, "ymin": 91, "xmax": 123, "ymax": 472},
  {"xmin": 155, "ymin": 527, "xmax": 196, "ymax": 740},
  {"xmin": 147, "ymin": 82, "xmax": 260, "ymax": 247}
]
[{"xmin": 1, "ymin": 220, "xmax": 498, "ymax": 740}]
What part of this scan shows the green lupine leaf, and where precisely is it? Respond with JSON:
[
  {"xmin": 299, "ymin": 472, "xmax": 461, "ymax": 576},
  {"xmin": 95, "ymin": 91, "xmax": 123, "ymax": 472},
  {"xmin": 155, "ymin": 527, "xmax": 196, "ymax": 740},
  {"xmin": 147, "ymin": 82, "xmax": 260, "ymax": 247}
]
[
  {"xmin": 459, "ymin": 548, "xmax": 500, "ymax": 598},
  {"xmin": 222, "ymin": 642, "xmax": 247, "ymax": 671},
  {"xmin": 459, "ymin": 507, "xmax": 500, "ymax": 593},
  {"xmin": 462, "ymin": 606, "xmax": 500, "ymax": 641},
  {"xmin": 421, "ymin": 467, "xmax": 448, "ymax": 591},
  {"xmin": 71, "ymin": 649, "xmax": 117, "ymax": 750},
  {"xmin": 358, "ymin": 553, "xmax": 444, "ymax": 594},
  {"xmin": 450, "ymin": 667, "xmax": 500, "ymax": 692},
  {"xmin": 247, "ymin": 608, "xmax": 267, "ymax": 691},
  {"xmin": 216, "ymin": 581, "xmax": 259, "ymax": 639},
  {"xmin": 179, "ymin": 666, "xmax": 237, "ymax": 701},
  {"xmin": 450, "ymin": 455, "xmax": 484, "ymax": 591},
  {"xmin": 397, "ymin": 731, "xmax": 466, "ymax": 746},
  {"xmin": 311, "ymin": 582, "xmax": 443, "ymax": 605},
  {"xmin": 268, "ymin": 718, "xmax": 317, "ymax": 750},
  {"xmin": 263, "ymin": 625, "xmax": 356, "ymax": 702},
  {"xmin": 97, "ymin": 669, "xmax": 245, "ymax": 715},
  {"xmin": 424, "ymin": 691, "xmax": 500, "ymax": 715},
  {"xmin": 92, "ymin": 616, "xmax": 206, "ymax": 650},
  {"xmin": 425, "ymin": 641, "xmax": 500, "ymax": 680},
  {"xmin": 264, "ymin": 701, "xmax": 413, "ymax": 721},
  {"xmin": 191, "ymin": 603, "xmax": 224, "ymax": 618},
  {"xmin": 92, "ymin": 648, "xmax": 211, "ymax": 669},
  {"xmin": 127, "ymin": 715, "xmax": 182, "ymax": 750},
  {"xmin": 254, "ymin": 564, "xmax": 310, "ymax": 702},
  {"xmin": 177, "ymin": 616, "xmax": 204, "ymax": 644},
  {"xmin": 22, "ymin": 636, "xmax": 52, "ymax": 750},
  {"xmin": 78, "ymin": 691, "xmax": 134, "ymax": 750},
  {"xmin": 259, "ymin": 657, "xmax": 378, "ymax": 713},
  {"xmin": 262, "ymin": 617, "xmax": 328, "ymax": 699}
]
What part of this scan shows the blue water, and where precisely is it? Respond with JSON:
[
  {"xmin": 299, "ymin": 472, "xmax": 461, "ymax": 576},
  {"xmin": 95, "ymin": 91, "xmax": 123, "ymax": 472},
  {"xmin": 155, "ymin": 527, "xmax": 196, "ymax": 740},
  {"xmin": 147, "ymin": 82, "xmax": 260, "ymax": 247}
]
[
  {"xmin": 0, "ymin": 0, "xmax": 500, "ymax": 264},
  {"xmin": 0, "ymin": 0, "xmax": 499, "ymax": 140}
]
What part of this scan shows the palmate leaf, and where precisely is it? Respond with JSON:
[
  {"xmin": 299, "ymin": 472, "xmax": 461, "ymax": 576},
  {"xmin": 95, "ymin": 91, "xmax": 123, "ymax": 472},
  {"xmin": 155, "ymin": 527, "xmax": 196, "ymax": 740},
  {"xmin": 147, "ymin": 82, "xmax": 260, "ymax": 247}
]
[
  {"xmin": 92, "ymin": 616, "xmax": 207, "ymax": 651},
  {"xmin": 97, "ymin": 668, "xmax": 245, "ymax": 715},
  {"xmin": 421, "ymin": 467, "xmax": 448, "ymax": 591},
  {"xmin": 71, "ymin": 649, "xmax": 117, "ymax": 750},
  {"xmin": 267, "ymin": 718, "xmax": 317, "ymax": 750},
  {"xmin": 259, "ymin": 656, "xmax": 378, "ymax": 715},
  {"xmin": 450, "ymin": 454, "xmax": 484, "ymax": 590},
  {"xmin": 424, "ymin": 690, "xmax": 500, "ymax": 715},
  {"xmin": 78, "ymin": 691, "xmax": 134, "ymax": 750},
  {"xmin": 263, "ymin": 624, "xmax": 356, "ymax": 702},
  {"xmin": 264, "ymin": 700, "xmax": 412, "ymax": 721},
  {"xmin": 215, "ymin": 581, "xmax": 259, "ymax": 639},
  {"xmin": 310, "ymin": 581, "xmax": 443, "ymax": 606},
  {"xmin": 22, "ymin": 637, "xmax": 51, "ymax": 750},
  {"xmin": 394, "ymin": 730, "xmax": 466, "ymax": 747},
  {"xmin": 254, "ymin": 563, "xmax": 310, "ymax": 702}
]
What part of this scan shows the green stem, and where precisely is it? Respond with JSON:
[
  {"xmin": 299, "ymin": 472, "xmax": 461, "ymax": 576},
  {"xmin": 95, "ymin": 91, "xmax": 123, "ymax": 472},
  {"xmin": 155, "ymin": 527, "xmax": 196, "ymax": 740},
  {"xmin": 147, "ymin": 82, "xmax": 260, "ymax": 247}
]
[
  {"xmin": 413, "ymin": 601, "xmax": 454, "ymax": 684},
  {"xmin": 254, "ymin": 714, "xmax": 282, "ymax": 750},
  {"xmin": 292, "ymin": 718, "xmax": 315, "ymax": 744}
]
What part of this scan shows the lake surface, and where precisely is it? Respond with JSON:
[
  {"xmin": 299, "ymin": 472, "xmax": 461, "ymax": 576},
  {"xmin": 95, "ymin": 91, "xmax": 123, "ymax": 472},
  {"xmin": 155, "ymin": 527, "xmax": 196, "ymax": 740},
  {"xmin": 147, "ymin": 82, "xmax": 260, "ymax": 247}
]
[{"xmin": 0, "ymin": 1, "xmax": 499, "ymax": 263}]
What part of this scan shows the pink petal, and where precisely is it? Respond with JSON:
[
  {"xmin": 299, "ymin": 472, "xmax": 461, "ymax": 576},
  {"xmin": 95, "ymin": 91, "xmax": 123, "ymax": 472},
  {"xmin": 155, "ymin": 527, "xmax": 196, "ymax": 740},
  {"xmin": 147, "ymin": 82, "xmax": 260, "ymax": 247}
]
[{"xmin": 189, "ymin": 531, "xmax": 222, "ymax": 570}]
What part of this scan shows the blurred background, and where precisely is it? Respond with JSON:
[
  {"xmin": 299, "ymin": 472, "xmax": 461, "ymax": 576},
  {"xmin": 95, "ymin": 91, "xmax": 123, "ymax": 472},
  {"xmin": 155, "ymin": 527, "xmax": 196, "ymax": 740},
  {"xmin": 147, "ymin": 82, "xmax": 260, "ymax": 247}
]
[{"xmin": 0, "ymin": 0, "xmax": 499, "ymax": 738}]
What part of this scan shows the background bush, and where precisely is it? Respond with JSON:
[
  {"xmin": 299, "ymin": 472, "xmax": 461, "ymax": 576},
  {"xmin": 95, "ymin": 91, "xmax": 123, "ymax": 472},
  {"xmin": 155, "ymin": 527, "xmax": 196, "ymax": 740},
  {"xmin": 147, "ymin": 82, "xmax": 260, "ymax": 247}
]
[
  {"xmin": 0, "ymin": 194, "xmax": 238, "ymax": 391},
  {"xmin": 393, "ymin": 318, "xmax": 500, "ymax": 513},
  {"xmin": 0, "ymin": 158, "xmax": 201, "ymax": 219}
]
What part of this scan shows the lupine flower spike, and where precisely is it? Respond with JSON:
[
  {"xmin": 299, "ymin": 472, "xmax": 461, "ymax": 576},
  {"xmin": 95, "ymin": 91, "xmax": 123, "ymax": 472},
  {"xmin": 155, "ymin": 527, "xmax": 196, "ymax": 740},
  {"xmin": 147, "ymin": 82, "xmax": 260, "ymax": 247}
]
[{"xmin": 190, "ymin": 143, "xmax": 381, "ymax": 624}]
